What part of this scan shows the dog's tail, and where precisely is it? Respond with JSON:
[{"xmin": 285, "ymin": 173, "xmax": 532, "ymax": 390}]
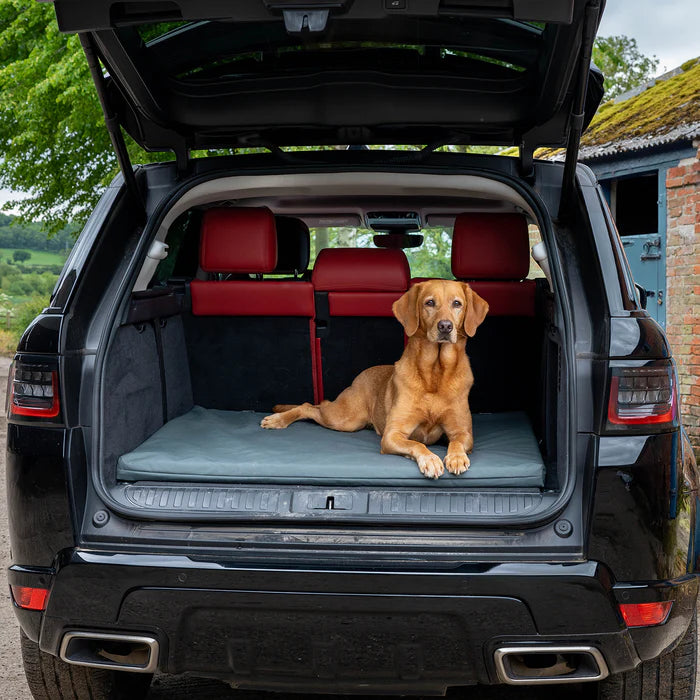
[{"xmin": 273, "ymin": 404, "xmax": 298, "ymax": 413}]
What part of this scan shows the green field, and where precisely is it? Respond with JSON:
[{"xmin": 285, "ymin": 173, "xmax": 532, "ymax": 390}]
[{"xmin": 0, "ymin": 248, "xmax": 66, "ymax": 266}]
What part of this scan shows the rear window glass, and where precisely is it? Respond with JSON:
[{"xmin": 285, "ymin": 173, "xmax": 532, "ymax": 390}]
[
  {"xmin": 309, "ymin": 225, "xmax": 544, "ymax": 280},
  {"xmin": 156, "ymin": 213, "xmax": 544, "ymax": 283},
  {"xmin": 136, "ymin": 21, "xmax": 189, "ymax": 42},
  {"xmin": 125, "ymin": 17, "xmax": 542, "ymax": 83},
  {"xmin": 309, "ymin": 226, "xmax": 453, "ymax": 279}
]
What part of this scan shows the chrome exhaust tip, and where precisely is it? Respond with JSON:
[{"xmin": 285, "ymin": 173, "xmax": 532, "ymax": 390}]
[
  {"xmin": 59, "ymin": 631, "xmax": 159, "ymax": 673},
  {"xmin": 494, "ymin": 645, "xmax": 609, "ymax": 685}
]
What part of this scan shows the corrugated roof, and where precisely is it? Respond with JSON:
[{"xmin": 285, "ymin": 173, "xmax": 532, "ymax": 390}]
[
  {"xmin": 579, "ymin": 122, "xmax": 700, "ymax": 160},
  {"xmin": 537, "ymin": 57, "xmax": 700, "ymax": 162}
]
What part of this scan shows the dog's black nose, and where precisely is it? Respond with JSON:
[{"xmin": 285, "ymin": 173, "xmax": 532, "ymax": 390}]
[{"xmin": 437, "ymin": 320, "xmax": 453, "ymax": 334}]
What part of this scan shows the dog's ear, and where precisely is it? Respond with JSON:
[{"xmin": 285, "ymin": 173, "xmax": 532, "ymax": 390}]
[
  {"xmin": 392, "ymin": 285, "xmax": 420, "ymax": 336},
  {"xmin": 462, "ymin": 283, "xmax": 489, "ymax": 337}
]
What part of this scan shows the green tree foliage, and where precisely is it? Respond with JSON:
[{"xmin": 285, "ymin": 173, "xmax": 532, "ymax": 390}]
[
  {"xmin": 0, "ymin": 261, "xmax": 21, "ymax": 288},
  {"xmin": 404, "ymin": 229, "xmax": 452, "ymax": 279},
  {"xmin": 7, "ymin": 271, "xmax": 56, "ymax": 297},
  {"xmin": 0, "ymin": 214, "xmax": 76, "ymax": 252},
  {"xmin": 14, "ymin": 294, "xmax": 50, "ymax": 333},
  {"xmin": 0, "ymin": 2, "xmax": 166, "ymax": 232},
  {"xmin": 0, "ymin": 215, "xmax": 74, "ymax": 305},
  {"xmin": 0, "ymin": 2, "xmax": 111, "ymax": 231},
  {"xmin": 592, "ymin": 35, "xmax": 660, "ymax": 100},
  {"xmin": 310, "ymin": 227, "xmax": 452, "ymax": 279},
  {"xmin": 12, "ymin": 249, "xmax": 31, "ymax": 263}
]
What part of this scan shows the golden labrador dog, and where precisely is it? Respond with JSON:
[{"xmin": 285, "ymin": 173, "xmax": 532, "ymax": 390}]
[{"xmin": 261, "ymin": 280, "xmax": 489, "ymax": 479}]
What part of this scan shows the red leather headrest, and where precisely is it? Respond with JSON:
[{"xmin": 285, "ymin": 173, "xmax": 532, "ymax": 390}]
[
  {"xmin": 312, "ymin": 248, "xmax": 410, "ymax": 292},
  {"xmin": 451, "ymin": 213, "xmax": 530, "ymax": 280},
  {"xmin": 200, "ymin": 207, "xmax": 277, "ymax": 273}
]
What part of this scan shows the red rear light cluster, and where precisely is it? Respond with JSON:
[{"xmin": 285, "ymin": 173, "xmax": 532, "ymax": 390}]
[
  {"xmin": 10, "ymin": 585, "xmax": 49, "ymax": 611},
  {"xmin": 7, "ymin": 361, "xmax": 60, "ymax": 419},
  {"xmin": 607, "ymin": 363, "xmax": 676, "ymax": 428},
  {"xmin": 619, "ymin": 601, "xmax": 673, "ymax": 627}
]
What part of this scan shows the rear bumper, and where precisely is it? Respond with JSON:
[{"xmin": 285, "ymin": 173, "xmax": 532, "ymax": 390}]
[{"xmin": 10, "ymin": 550, "xmax": 698, "ymax": 693}]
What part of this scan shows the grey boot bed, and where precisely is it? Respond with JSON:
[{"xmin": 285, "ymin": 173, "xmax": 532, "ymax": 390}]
[{"xmin": 117, "ymin": 406, "xmax": 545, "ymax": 488}]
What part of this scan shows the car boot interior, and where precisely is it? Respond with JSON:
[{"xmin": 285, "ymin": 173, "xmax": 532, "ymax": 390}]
[{"xmin": 98, "ymin": 172, "xmax": 565, "ymax": 521}]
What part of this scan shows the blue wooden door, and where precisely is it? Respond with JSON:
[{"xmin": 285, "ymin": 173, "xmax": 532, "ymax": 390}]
[
  {"xmin": 621, "ymin": 234, "xmax": 665, "ymax": 325},
  {"xmin": 600, "ymin": 171, "xmax": 666, "ymax": 327}
]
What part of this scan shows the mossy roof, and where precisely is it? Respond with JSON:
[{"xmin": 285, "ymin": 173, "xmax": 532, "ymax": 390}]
[{"xmin": 537, "ymin": 57, "xmax": 700, "ymax": 161}]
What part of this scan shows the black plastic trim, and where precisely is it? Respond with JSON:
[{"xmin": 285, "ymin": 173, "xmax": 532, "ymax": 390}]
[{"xmin": 116, "ymin": 483, "xmax": 546, "ymax": 524}]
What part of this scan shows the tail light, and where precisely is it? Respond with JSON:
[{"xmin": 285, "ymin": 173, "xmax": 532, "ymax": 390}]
[
  {"xmin": 607, "ymin": 362, "xmax": 677, "ymax": 429},
  {"xmin": 619, "ymin": 601, "xmax": 672, "ymax": 627},
  {"xmin": 7, "ymin": 360, "xmax": 60, "ymax": 419},
  {"xmin": 10, "ymin": 585, "xmax": 50, "ymax": 611}
]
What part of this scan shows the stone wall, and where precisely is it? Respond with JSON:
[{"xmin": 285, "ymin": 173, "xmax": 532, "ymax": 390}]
[{"xmin": 665, "ymin": 140, "xmax": 700, "ymax": 453}]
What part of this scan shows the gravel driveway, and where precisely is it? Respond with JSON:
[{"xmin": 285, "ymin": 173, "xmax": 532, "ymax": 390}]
[{"xmin": 0, "ymin": 355, "xmax": 696, "ymax": 699}]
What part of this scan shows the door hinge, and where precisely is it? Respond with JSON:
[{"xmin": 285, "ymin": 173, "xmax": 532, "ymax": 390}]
[{"xmin": 641, "ymin": 237, "xmax": 662, "ymax": 260}]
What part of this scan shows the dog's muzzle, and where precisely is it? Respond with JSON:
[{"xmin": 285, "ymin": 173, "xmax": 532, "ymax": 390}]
[{"xmin": 436, "ymin": 320, "xmax": 454, "ymax": 342}]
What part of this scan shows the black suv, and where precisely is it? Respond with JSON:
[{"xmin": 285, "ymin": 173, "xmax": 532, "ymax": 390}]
[{"xmin": 7, "ymin": 1, "xmax": 699, "ymax": 699}]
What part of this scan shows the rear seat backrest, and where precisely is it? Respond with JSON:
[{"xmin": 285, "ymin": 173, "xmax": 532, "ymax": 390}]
[
  {"xmin": 312, "ymin": 248, "xmax": 410, "ymax": 401},
  {"xmin": 187, "ymin": 207, "xmax": 318, "ymax": 410},
  {"xmin": 451, "ymin": 212, "xmax": 535, "ymax": 316},
  {"xmin": 451, "ymin": 212, "xmax": 539, "ymax": 413},
  {"xmin": 199, "ymin": 207, "xmax": 277, "ymax": 275}
]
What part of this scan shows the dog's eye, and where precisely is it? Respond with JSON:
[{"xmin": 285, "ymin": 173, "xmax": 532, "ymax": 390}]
[
  {"xmin": 453, "ymin": 299, "xmax": 462, "ymax": 307},
  {"xmin": 425, "ymin": 299, "xmax": 435, "ymax": 307}
]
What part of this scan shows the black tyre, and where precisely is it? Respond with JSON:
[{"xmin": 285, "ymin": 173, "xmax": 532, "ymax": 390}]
[
  {"xmin": 20, "ymin": 630, "xmax": 152, "ymax": 700},
  {"xmin": 598, "ymin": 611, "xmax": 697, "ymax": 700}
]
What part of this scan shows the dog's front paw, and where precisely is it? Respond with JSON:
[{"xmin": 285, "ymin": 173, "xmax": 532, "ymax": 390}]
[
  {"xmin": 417, "ymin": 452, "xmax": 444, "ymax": 479},
  {"xmin": 260, "ymin": 413, "xmax": 287, "ymax": 429},
  {"xmin": 445, "ymin": 452, "xmax": 470, "ymax": 475}
]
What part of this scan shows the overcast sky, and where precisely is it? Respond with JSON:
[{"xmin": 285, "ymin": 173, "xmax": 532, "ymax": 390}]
[{"xmin": 598, "ymin": 0, "xmax": 700, "ymax": 75}]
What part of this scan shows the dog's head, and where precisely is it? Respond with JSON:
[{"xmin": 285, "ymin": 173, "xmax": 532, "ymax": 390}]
[{"xmin": 392, "ymin": 280, "xmax": 489, "ymax": 343}]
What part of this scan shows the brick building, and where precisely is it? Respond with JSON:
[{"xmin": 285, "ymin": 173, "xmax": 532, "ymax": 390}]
[
  {"xmin": 665, "ymin": 149, "xmax": 700, "ymax": 452},
  {"xmin": 575, "ymin": 58, "xmax": 700, "ymax": 452}
]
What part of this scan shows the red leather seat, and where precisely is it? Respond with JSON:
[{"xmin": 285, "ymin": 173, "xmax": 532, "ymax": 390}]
[
  {"xmin": 188, "ymin": 207, "xmax": 319, "ymax": 409},
  {"xmin": 191, "ymin": 207, "xmax": 314, "ymax": 318},
  {"xmin": 451, "ymin": 212, "xmax": 535, "ymax": 316},
  {"xmin": 450, "ymin": 212, "xmax": 540, "ymax": 414},
  {"xmin": 312, "ymin": 248, "xmax": 410, "ymax": 317},
  {"xmin": 311, "ymin": 248, "xmax": 410, "ymax": 401}
]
